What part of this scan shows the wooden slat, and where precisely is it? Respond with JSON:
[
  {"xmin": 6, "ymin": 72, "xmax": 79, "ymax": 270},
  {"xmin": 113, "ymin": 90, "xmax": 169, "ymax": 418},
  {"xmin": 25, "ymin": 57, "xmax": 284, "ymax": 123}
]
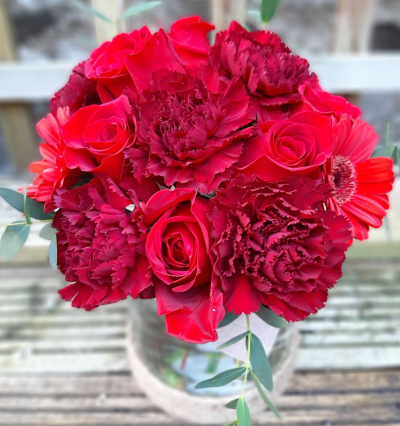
[{"xmin": 1, "ymin": 55, "xmax": 400, "ymax": 103}]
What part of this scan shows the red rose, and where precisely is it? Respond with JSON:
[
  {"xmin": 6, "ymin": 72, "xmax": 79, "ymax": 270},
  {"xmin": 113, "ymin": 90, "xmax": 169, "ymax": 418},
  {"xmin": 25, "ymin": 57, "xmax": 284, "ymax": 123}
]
[
  {"xmin": 127, "ymin": 70, "xmax": 252, "ymax": 193},
  {"xmin": 84, "ymin": 26, "xmax": 152, "ymax": 101},
  {"xmin": 55, "ymin": 176, "xmax": 152, "ymax": 311},
  {"xmin": 27, "ymin": 107, "xmax": 81, "ymax": 212},
  {"xmin": 297, "ymin": 77, "xmax": 361, "ymax": 119},
  {"xmin": 142, "ymin": 188, "xmax": 224, "ymax": 343},
  {"xmin": 50, "ymin": 61, "xmax": 101, "ymax": 116},
  {"xmin": 63, "ymin": 96, "xmax": 135, "ymax": 182},
  {"xmin": 169, "ymin": 16, "xmax": 215, "ymax": 75},
  {"xmin": 209, "ymin": 21, "xmax": 312, "ymax": 120},
  {"xmin": 237, "ymin": 112, "xmax": 332, "ymax": 181},
  {"xmin": 209, "ymin": 175, "xmax": 351, "ymax": 321}
]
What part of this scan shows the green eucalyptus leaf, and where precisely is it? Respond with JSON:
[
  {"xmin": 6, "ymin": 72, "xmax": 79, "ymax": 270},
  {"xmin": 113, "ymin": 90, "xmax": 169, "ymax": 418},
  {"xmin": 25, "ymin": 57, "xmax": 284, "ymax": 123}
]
[
  {"xmin": 261, "ymin": 0, "xmax": 282, "ymax": 23},
  {"xmin": 218, "ymin": 311, "xmax": 240, "ymax": 328},
  {"xmin": 217, "ymin": 331, "xmax": 250, "ymax": 350},
  {"xmin": 248, "ymin": 334, "xmax": 273, "ymax": 391},
  {"xmin": 120, "ymin": 1, "xmax": 162, "ymax": 20},
  {"xmin": 49, "ymin": 235, "xmax": 57, "ymax": 268},
  {"xmin": 225, "ymin": 398, "xmax": 240, "ymax": 410},
  {"xmin": 237, "ymin": 397, "xmax": 252, "ymax": 426},
  {"xmin": 71, "ymin": 0, "xmax": 113, "ymax": 23},
  {"xmin": 39, "ymin": 223, "xmax": 56, "ymax": 241},
  {"xmin": 256, "ymin": 305, "xmax": 287, "ymax": 328},
  {"xmin": 1, "ymin": 221, "xmax": 30, "ymax": 260},
  {"xmin": 371, "ymin": 145, "xmax": 399, "ymax": 164},
  {"xmin": 24, "ymin": 189, "xmax": 32, "ymax": 225},
  {"xmin": 0, "ymin": 188, "xmax": 54, "ymax": 220},
  {"xmin": 250, "ymin": 370, "xmax": 282, "ymax": 419},
  {"xmin": 195, "ymin": 367, "xmax": 246, "ymax": 389}
]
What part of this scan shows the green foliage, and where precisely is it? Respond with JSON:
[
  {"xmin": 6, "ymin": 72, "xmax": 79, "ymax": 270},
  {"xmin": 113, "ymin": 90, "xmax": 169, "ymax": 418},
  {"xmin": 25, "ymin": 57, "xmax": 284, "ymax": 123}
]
[
  {"xmin": 250, "ymin": 370, "xmax": 282, "ymax": 419},
  {"xmin": 70, "ymin": 0, "xmax": 113, "ymax": 23},
  {"xmin": 1, "ymin": 221, "xmax": 30, "ymax": 260},
  {"xmin": 217, "ymin": 331, "xmax": 250, "ymax": 350},
  {"xmin": 39, "ymin": 223, "xmax": 56, "ymax": 241},
  {"xmin": 225, "ymin": 398, "xmax": 240, "ymax": 410},
  {"xmin": 195, "ymin": 367, "xmax": 246, "ymax": 389},
  {"xmin": 371, "ymin": 145, "xmax": 399, "ymax": 164},
  {"xmin": 49, "ymin": 235, "xmax": 57, "ymax": 268},
  {"xmin": 0, "ymin": 188, "xmax": 54, "ymax": 220},
  {"xmin": 248, "ymin": 334, "xmax": 273, "ymax": 391},
  {"xmin": 261, "ymin": 0, "xmax": 282, "ymax": 23},
  {"xmin": 218, "ymin": 311, "xmax": 240, "ymax": 328},
  {"xmin": 120, "ymin": 1, "xmax": 162, "ymax": 20},
  {"xmin": 237, "ymin": 397, "xmax": 252, "ymax": 426},
  {"xmin": 256, "ymin": 305, "xmax": 287, "ymax": 328},
  {"xmin": 24, "ymin": 189, "xmax": 32, "ymax": 225}
]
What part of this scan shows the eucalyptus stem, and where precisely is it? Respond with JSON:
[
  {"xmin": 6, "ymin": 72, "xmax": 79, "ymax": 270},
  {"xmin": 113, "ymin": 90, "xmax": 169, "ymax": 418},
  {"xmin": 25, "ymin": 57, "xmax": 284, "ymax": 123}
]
[
  {"xmin": 6, "ymin": 219, "xmax": 53, "ymax": 226},
  {"xmin": 241, "ymin": 315, "xmax": 252, "ymax": 398}
]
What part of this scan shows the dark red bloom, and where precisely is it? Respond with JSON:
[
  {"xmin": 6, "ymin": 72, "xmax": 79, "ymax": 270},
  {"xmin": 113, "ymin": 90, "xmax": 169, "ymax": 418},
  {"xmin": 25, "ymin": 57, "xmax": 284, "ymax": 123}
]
[
  {"xmin": 49, "ymin": 61, "xmax": 101, "ymax": 116},
  {"xmin": 209, "ymin": 175, "xmax": 351, "ymax": 321},
  {"xmin": 209, "ymin": 21, "xmax": 311, "ymax": 120},
  {"xmin": 237, "ymin": 112, "xmax": 332, "ymax": 181},
  {"xmin": 84, "ymin": 26, "xmax": 152, "ymax": 101},
  {"xmin": 169, "ymin": 16, "xmax": 215, "ymax": 76},
  {"xmin": 297, "ymin": 77, "xmax": 361, "ymax": 119},
  {"xmin": 127, "ymin": 70, "xmax": 252, "ymax": 193},
  {"xmin": 55, "ymin": 177, "xmax": 152, "ymax": 311},
  {"xmin": 27, "ymin": 107, "xmax": 81, "ymax": 212},
  {"xmin": 63, "ymin": 96, "xmax": 135, "ymax": 182},
  {"xmin": 326, "ymin": 114, "xmax": 394, "ymax": 240},
  {"xmin": 141, "ymin": 188, "xmax": 224, "ymax": 343}
]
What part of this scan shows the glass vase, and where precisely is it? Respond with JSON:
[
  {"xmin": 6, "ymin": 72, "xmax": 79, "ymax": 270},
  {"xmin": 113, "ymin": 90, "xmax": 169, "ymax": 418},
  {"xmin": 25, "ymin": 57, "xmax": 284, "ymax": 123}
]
[{"xmin": 127, "ymin": 299, "xmax": 299, "ymax": 424}]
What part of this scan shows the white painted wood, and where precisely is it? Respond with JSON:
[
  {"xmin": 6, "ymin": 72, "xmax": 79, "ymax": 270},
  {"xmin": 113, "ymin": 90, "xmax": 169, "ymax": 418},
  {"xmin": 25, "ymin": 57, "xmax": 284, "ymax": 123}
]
[
  {"xmin": 296, "ymin": 347, "xmax": 400, "ymax": 370},
  {"xmin": 303, "ymin": 332, "xmax": 400, "ymax": 346},
  {"xmin": 1, "ymin": 55, "xmax": 400, "ymax": 103}
]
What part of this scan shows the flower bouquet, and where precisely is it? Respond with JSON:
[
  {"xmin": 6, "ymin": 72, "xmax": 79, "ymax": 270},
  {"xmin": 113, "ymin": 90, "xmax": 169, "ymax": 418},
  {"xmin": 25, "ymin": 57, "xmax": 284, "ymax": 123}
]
[{"xmin": 0, "ymin": 16, "xmax": 396, "ymax": 426}]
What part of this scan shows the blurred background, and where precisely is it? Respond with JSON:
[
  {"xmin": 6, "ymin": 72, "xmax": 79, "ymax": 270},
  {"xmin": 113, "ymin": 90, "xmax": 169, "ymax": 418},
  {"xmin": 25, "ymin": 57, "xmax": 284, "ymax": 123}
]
[{"xmin": 0, "ymin": 0, "xmax": 399, "ymax": 425}]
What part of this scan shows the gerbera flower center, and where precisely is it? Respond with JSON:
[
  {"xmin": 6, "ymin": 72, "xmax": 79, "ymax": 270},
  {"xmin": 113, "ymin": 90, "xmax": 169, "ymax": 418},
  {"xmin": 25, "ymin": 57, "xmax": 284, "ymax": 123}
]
[{"xmin": 331, "ymin": 155, "xmax": 357, "ymax": 205}]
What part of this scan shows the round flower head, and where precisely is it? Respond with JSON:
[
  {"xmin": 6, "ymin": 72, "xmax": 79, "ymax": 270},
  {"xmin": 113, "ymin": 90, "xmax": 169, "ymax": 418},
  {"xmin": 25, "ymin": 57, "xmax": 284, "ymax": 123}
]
[{"xmin": 209, "ymin": 175, "xmax": 352, "ymax": 321}]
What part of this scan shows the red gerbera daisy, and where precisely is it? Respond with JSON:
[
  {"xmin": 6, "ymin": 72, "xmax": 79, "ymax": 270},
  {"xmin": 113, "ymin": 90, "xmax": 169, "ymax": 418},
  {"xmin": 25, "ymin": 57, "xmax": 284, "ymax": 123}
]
[{"xmin": 326, "ymin": 114, "xmax": 395, "ymax": 241}]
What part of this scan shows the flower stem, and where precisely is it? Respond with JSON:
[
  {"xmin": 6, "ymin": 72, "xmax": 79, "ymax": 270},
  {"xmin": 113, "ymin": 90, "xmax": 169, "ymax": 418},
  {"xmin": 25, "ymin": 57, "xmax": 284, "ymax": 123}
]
[
  {"xmin": 6, "ymin": 219, "xmax": 53, "ymax": 227},
  {"xmin": 241, "ymin": 315, "xmax": 252, "ymax": 399}
]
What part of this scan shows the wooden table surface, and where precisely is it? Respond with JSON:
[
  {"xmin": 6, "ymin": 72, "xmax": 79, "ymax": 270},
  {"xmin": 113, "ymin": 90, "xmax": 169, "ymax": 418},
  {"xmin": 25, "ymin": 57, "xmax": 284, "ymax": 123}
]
[{"xmin": 0, "ymin": 261, "xmax": 399, "ymax": 425}]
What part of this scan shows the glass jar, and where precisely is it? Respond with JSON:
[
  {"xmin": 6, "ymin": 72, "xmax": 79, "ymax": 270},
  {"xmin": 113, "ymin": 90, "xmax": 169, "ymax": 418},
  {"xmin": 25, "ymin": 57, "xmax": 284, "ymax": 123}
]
[{"xmin": 127, "ymin": 299, "xmax": 299, "ymax": 424}]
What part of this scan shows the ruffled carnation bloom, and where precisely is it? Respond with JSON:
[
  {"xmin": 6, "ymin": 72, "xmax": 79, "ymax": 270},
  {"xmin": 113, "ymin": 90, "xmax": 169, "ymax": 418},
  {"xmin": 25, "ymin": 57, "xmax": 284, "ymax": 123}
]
[
  {"xmin": 237, "ymin": 112, "xmax": 332, "ymax": 181},
  {"xmin": 27, "ymin": 107, "xmax": 81, "ymax": 213},
  {"xmin": 126, "ymin": 70, "xmax": 253, "ymax": 193},
  {"xmin": 63, "ymin": 95, "xmax": 135, "ymax": 182},
  {"xmin": 55, "ymin": 176, "xmax": 152, "ymax": 310},
  {"xmin": 141, "ymin": 188, "xmax": 224, "ymax": 343},
  {"xmin": 209, "ymin": 175, "xmax": 351, "ymax": 322},
  {"xmin": 209, "ymin": 21, "xmax": 311, "ymax": 121},
  {"xmin": 326, "ymin": 114, "xmax": 395, "ymax": 241},
  {"xmin": 49, "ymin": 61, "xmax": 101, "ymax": 116},
  {"xmin": 297, "ymin": 77, "xmax": 361, "ymax": 119}
]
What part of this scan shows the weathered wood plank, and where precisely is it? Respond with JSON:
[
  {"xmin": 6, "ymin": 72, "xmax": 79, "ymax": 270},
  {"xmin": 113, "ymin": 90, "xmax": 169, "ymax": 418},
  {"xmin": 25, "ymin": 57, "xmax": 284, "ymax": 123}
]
[
  {"xmin": 1, "ymin": 55, "xmax": 400, "ymax": 103},
  {"xmin": 0, "ymin": 353, "xmax": 129, "ymax": 374},
  {"xmin": 297, "ymin": 347, "xmax": 400, "ymax": 370},
  {"xmin": 303, "ymin": 332, "xmax": 400, "ymax": 346}
]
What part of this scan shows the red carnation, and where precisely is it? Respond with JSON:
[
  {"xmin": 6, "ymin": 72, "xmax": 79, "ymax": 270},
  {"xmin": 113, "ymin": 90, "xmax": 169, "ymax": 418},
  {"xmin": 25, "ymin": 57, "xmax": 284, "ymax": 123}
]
[
  {"xmin": 27, "ymin": 107, "xmax": 81, "ymax": 212},
  {"xmin": 209, "ymin": 175, "xmax": 351, "ymax": 322},
  {"xmin": 49, "ymin": 61, "xmax": 101, "ymax": 116},
  {"xmin": 141, "ymin": 188, "xmax": 224, "ymax": 343},
  {"xmin": 127, "ymin": 70, "xmax": 252, "ymax": 193},
  {"xmin": 326, "ymin": 114, "xmax": 395, "ymax": 240},
  {"xmin": 209, "ymin": 21, "xmax": 311, "ymax": 121},
  {"xmin": 55, "ymin": 176, "xmax": 152, "ymax": 311}
]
